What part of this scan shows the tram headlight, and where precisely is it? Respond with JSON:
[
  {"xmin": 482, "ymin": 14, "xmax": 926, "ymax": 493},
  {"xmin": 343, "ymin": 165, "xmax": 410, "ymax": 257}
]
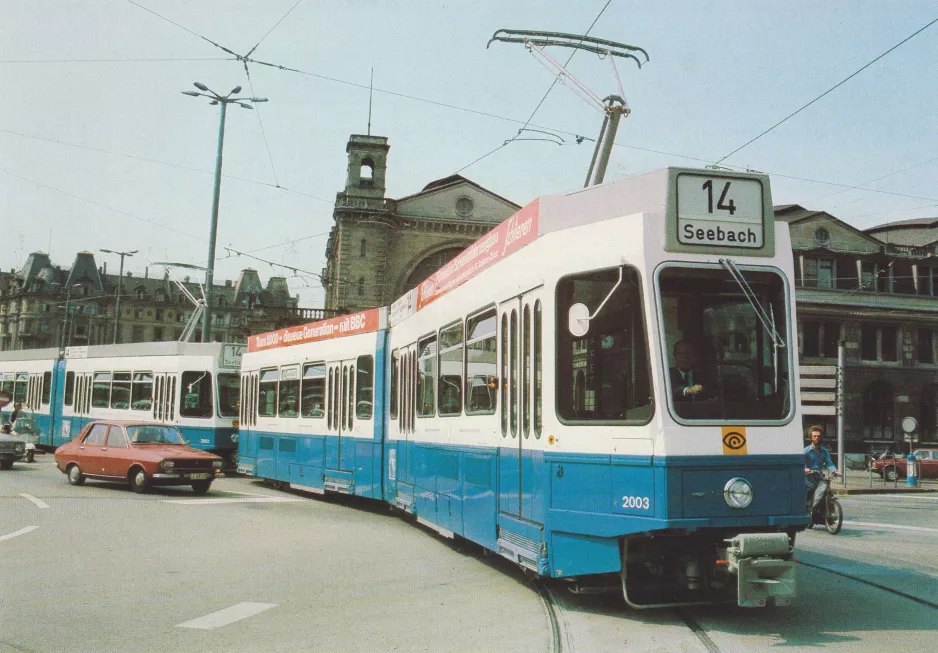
[{"xmin": 723, "ymin": 477, "xmax": 753, "ymax": 509}]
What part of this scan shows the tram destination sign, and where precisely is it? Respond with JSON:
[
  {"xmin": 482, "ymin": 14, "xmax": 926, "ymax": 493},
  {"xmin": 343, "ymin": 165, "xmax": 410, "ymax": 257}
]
[{"xmin": 674, "ymin": 173, "xmax": 766, "ymax": 250}]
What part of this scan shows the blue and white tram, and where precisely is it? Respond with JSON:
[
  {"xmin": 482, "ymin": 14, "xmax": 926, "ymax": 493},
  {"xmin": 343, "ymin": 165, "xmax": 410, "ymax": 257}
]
[
  {"xmin": 0, "ymin": 342, "xmax": 244, "ymax": 460},
  {"xmin": 56, "ymin": 342, "xmax": 243, "ymax": 458},
  {"xmin": 243, "ymin": 166, "xmax": 806, "ymax": 608}
]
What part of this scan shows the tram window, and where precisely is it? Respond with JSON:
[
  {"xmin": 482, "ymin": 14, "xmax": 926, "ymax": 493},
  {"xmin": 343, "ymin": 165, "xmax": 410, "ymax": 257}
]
[
  {"xmin": 42, "ymin": 372, "xmax": 52, "ymax": 405},
  {"xmin": 64, "ymin": 372, "xmax": 75, "ymax": 406},
  {"xmin": 217, "ymin": 373, "xmax": 240, "ymax": 417},
  {"xmin": 357, "ymin": 356, "xmax": 374, "ymax": 420},
  {"xmin": 1, "ymin": 375, "xmax": 12, "ymax": 399},
  {"xmin": 389, "ymin": 350, "xmax": 399, "ymax": 420},
  {"xmin": 92, "ymin": 372, "xmax": 111, "ymax": 408},
  {"xmin": 659, "ymin": 265, "xmax": 791, "ymax": 421},
  {"xmin": 348, "ymin": 365, "xmax": 355, "ymax": 429},
  {"xmin": 342, "ymin": 366, "xmax": 350, "ymax": 428},
  {"xmin": 301, "ymin": 363, "xmax": 326, "ymax": 418},
  {"xmin": 510, "ymin": 309, "xmax": 519, "ymax": 436},
  {"xmin": 556, "ymin": 266, "xmax": 652, "ymax": 423},
  {"xmin": 111, "ymin": 372, "xmax": 131, "ymax": 409},
  {"xmin": 169, "ymin": 376, "xmax": 177, "ymax": 420},
  {"xmin": 438, "ymin": 322, "xmax": 463, "ymax": 416},
  {"xmin": 13, "ymin": 372, "xmax": 28, "ymax": 404},
  {"xmin": 500, "ymin": 313, "xmax": 508, "ymax": 435},
  {"xmin": 522, "ymin": 305, "xmax": 531, "ymax": 437},
  {"xmin": 417, "ymin": 335, "xmax": 437, "ymax": 417},
  {"xmin": 465, "ymin": 309, "xmax": 497, "ymax": 415},
  {"xmin": 258, "ymin": 368, "xmax": 278, "ymax": 418},
  {"xmin": 534, "ymin": 300, "xmax": 543, "ymax": 437},
  {"xmin": 279, "ymin": 366, "xmax": 300, "ymax": 418},
  {"xmin": 131, "ymin": 372, "xmax": 153, "ymax": 410},
  {"xmin": 181, "ymin": 371, "xmax": 213, "ymax": 418}
]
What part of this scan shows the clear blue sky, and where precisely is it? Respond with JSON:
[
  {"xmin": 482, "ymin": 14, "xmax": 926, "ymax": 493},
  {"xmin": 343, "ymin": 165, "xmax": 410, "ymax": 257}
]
[{"xmin": 2, "ymin": 1, "xmax": 936, "ymax": 307}]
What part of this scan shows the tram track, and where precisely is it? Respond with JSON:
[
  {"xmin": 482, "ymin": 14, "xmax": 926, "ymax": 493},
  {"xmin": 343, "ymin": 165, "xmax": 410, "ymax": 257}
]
[
  {"xmin": 532, "ymin": 580, "xmax": 567, "ymax": 653},
  {"xmin": 797, "ymin": 559, "xmax": 938, "ymax": 610}
]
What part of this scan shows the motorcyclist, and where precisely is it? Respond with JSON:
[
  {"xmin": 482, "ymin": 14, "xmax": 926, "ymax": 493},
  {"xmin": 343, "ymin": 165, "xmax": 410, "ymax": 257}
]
[{"xmin": 804, "ymin": 424, "xmax": 841, "ymax": 511}]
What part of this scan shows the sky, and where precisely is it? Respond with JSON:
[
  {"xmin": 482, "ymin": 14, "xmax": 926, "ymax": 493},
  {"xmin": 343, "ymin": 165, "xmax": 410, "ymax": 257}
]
[{"xmin": 1, "ymin": 1, "xmax": 937, "ymax": 308}]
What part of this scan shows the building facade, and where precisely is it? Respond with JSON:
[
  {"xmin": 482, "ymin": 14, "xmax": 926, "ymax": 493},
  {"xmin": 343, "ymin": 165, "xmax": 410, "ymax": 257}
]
[
  {"xmin": 778, "ymin": 206, "xmax": 938, "ymax": 453},
  {"xmin": 0, "ymin": 251, "xmax": 331, "ymax": 351},
  {"xmin": 322, "ymin": 134, "xmax": 521, "ymax": 311}
]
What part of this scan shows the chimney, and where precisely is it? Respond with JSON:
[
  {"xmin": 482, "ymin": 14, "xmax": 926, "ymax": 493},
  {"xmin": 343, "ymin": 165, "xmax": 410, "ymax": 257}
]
[{"xmin": 103, "ymin": 261, "xmax": 107, "ymax": 274}]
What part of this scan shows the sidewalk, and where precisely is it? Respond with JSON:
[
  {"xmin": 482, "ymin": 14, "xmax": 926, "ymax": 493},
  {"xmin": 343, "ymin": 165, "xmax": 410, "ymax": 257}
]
[{"xmin": 831, "ymin": 470, "xmax": 938, "ymax": 496}]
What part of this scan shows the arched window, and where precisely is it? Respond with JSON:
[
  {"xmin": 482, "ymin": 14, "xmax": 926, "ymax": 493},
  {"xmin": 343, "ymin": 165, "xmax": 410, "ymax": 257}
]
[
  {"xmin": 360, "ymin": 239, "xmax": 367, "ymax": 257},
  {"xmin": 863, "ymin": 381, "xmax": 894, "ymax": 440},
  {"xmin": 357, "ymin": 277, "xmax": 365, "ymax": 297},
  {"xmin": 403, "ymin": 248, "xmax": 465, "ymax": 293},
  {"xmin": 360, "ymin": 158, "xmax": 375, "ymax": 186}
]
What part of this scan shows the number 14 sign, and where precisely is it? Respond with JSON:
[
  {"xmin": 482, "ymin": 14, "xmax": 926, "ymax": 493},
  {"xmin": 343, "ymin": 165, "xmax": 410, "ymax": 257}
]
[{"xmin": 675, "ymin": 174, "xmax": 765, "ymax": 249}]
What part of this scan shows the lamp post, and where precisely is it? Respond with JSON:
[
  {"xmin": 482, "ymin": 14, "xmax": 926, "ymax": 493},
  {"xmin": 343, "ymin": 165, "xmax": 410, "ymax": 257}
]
[
  {"xmin": 60, "ymin": 283, "xmax": 83, "ymax": 350},
  {"xmin": 100, "ymin": 249, "xmax": 138, "ymax": 344},
  {"xmin": 181, "ymin": 82, "xmax": 268, "ymax": 343}
]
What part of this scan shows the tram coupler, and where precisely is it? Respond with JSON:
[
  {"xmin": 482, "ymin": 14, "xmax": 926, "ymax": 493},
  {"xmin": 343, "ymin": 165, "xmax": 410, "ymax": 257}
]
[{"xmin": 723, "ymin": 533, "xmax": 795, "ymax": 608}]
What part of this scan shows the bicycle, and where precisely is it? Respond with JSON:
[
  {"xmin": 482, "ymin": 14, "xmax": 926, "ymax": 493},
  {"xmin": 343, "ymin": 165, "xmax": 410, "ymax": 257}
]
[{"xmin": 806, "ymin": 470, "xmax": 843, "ymax": 535}]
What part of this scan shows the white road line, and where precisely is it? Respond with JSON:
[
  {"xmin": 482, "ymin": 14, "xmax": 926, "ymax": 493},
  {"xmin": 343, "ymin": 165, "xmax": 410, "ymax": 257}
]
[
  {"xmin": 19, "ymin": 493, "xmax": 49, "ymax": 509},
  {"xmin": 845, "ymin": 520, "xmax": 938, "ymax": 534},
  {"xmin": 162, "ymin": 496, "xmax": 304, "ymax": 505},
  {"xmin": 0, "ymin": 526, "xmax": 39, "ymax": 542},
  {"xmin": 175, "ymin": 602, "xmax": 277, "ymax": 630}
]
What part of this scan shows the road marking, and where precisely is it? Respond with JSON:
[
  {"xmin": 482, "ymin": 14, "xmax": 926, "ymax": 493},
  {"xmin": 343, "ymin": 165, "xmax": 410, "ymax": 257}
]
[
  {"xmin": 175, "ymin": 602, "xmax": 277, "ymax": 630},
  {"xmin": 162, "ymin": 496, "xmax": 304, "ymax": 505},
  {"xmin": 845, "ymin": 520, "xmax": 938, "ymax": 534},
  {"xmin": 19, "ymin": 493, "xmax": 49, "ymax": 509},
  {"xmin": 0, "ymin": 526, "xmax": 39, "ymax": 542}
]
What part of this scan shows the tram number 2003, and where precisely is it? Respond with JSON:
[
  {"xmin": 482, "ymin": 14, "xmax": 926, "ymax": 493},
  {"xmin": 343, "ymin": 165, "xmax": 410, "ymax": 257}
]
[{"xmin": 621, "ymin": 495, "xmax": 650, "ymax": 510}]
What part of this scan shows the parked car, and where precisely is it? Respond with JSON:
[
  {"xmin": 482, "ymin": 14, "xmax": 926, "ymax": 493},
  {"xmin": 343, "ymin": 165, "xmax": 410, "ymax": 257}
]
[
  {"xmin": 870, "ymin": 448, "xmax": 938, "ymax": 482},
  {"xmin": 54, "ymin": 421, "xmax": 224, "ymax": 493},
  {"xmin": 0, "ymin": 429, "xmax": 27, "ymax": 469}
]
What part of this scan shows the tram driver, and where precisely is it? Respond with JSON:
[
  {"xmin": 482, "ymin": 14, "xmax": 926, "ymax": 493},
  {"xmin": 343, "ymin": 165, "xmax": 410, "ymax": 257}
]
[{"xmin": 669, "ymin": 340, "xmax": 713, "ymax": 402}]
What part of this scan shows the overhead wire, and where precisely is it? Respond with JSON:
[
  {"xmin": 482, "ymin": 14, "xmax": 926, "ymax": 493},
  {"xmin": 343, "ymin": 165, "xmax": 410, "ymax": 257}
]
[{"xmin": 714, "ymin": 16, "xmax": 938, "ymax": 165}]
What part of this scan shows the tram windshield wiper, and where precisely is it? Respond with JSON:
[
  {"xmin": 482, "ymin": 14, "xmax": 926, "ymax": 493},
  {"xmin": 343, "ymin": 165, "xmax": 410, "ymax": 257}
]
[{"xmin": 719, "ymin": 258, "xmax": 785, "ymax": 351}]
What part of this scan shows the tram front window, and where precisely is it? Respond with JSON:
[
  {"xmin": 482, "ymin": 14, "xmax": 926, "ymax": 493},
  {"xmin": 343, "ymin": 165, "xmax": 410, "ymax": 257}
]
[
  {"xmin": 556, "ymin": 265, "xmax": 652, "ymax": 422},
  {"xmin": 658, "ymin": 265, "xmax": 792, "ymax": 422},
  {"xmin": 180, "ymin": 370, "xmax": 213, "ymax": 418}
]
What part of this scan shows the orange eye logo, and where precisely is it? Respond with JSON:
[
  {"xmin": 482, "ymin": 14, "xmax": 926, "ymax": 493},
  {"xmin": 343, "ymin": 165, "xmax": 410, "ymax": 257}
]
[{"xmin": 722, "ymin": 430, "xmax": 746, "ymax": 450}]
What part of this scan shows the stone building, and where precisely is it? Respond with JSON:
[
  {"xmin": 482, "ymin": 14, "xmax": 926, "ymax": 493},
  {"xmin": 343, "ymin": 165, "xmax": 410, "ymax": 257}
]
[
  {"xmin": 778, "ymin": 205, "xmax": 938, "ymax": 453},
  {"xmin": 0, "ymin": 251, "xmax": 331, "ymax": 351},
  {"xmin": 322, "ymin": 134, "xmax": 520, "ymax": 311}
]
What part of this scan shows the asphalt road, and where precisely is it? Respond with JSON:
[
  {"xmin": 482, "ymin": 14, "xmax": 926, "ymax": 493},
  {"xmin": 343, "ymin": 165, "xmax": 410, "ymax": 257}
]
[{"xmin": 2, "ymin": 455, "xmax": 937, "ymax": 653}]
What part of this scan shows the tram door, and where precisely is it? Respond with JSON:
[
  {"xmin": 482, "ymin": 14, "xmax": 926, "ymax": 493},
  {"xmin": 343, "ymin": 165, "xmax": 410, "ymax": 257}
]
[
  {"xmin": 498, "ymin": 287, "xmax": 544, "ymax": 525},
  {"xmin": 325, "ymin": 359, "xmax": 356, "ymax": 472}
]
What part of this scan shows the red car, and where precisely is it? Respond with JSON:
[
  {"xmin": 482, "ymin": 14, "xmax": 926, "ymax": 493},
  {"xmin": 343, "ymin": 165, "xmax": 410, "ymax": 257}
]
[
  {"xmin": 54, "ymin": 421, "xmax": 223, "ymax": 494},
  {"xmin": 870, "ymin": 448, "xmax": 938, "ymax": 482}
]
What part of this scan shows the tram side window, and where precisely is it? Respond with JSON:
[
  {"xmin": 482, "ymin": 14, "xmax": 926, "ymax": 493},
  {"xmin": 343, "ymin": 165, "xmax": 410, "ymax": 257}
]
[
  {"xmin": 439, "ymin": 322, "xmax": 463, "ymax": 416},
  {"xmin": 13, "ymin": 373, "xmax": 28, "ymax": 404},
  {"xmin": 301, "ymin": 363, "xmax": 326, "ymax": 418},
  {"xmin": 217, "ymin": 373, "xmax": 240, "ymax": 417},
  {"xmin": 111, "ymin": 372, "xmax": 131, "ymax": 409},
  {"xmin": 92, "ymin": 372, "xmax": 111, "ymax": 408},
  {"xmin": 42, "ymin": 372, "xmax": 52, "ymax": 405},
  {"xmin": 64, "ymin": 371, "xmax": 75, "ymax": 406},
  {"xmin": 465, "ymin": 309, "xmax": 497, "ymax": 415},
  {"xmin": 534, "ymin": 300, "xmax": 543, "ymax": 437},
  {"xmin": 258, "ymin": 368, "xmax": 278, "ymax": 417},
  {"xmin": 417, "ymin": 334, "xmax": 437, "ymax": 417},
  {"xmin": 389, "ymin": 350, "xmax": 399, "ymax": 420},
  {"xmin": 180, "ymin": 371, "xmax": 213, "ymax": 418},
  {"xmin": 279, "ymin": 366, "xmax": 300, "ymax": 418},
  {"xmin": 556, "ymin": 266, "xmax": 652, "ymax": 422},
  {"xmin": 356, "ymin": 355, "xmax": 374, "ymax": 419},
  {"xmin": 131, "ymin": 372, "xmax": 153, "ymax": 410},
  {"xmin": 1, "ymin": 376, "xmax": 12, "ymax": 399}
]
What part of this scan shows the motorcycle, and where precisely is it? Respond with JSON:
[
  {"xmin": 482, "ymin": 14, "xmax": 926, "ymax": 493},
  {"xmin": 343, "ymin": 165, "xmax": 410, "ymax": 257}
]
[{"xmin": 807, "ymin": 470, "xmax": 843, "ymax": 535}]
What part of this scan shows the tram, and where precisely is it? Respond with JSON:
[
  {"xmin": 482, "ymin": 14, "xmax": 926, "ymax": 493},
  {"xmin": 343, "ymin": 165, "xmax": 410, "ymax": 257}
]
[
  {"xmin": 239, "ymin": 166, "xmax": 806, "ymax": 608},
  {"xmin": 0, "ymin": 341, "xmax": 244, "ymax": 461}
]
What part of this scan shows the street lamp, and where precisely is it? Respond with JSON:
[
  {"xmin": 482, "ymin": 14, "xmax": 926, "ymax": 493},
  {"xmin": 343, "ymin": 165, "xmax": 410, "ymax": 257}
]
[
  {"xmin": 60, "ymin": 283, "xmax": 83, "ymax": 350},
  {"xmin": 181, "ymin": 82, "xmax": 268, "ymax": 343},
  {"xmin": 100, "ymin": 249, "xmax": 138, "ymax": 344}
]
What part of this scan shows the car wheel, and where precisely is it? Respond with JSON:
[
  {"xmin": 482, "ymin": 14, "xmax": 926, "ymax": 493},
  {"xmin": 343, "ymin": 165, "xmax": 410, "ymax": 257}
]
[
  {"xmin": 130, "ymin": 468, "xmax": 150, "ymax": 494},
  {"xmin": 67, "ymin": 464, "xmax": 85, "ymax": 486},
  {"xmin": 191, "ymin": 480, "xmax": 212, "ymax": 495},
  {"xmin": 0, "ymin": 459, "xmax": 13, "ymax": 470},
  {"xmin": 885, "ymin": 467, "xmax": 898, "ymax": 483}
]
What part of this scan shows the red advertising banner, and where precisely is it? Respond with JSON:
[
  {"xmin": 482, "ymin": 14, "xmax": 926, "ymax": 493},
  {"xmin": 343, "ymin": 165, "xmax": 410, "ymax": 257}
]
[
  {"xmin": 416, "ymin": 199, "xmax": 540, "ymax": 310},
  {"xmin": 248, "ymin": 308, "xmax": 383, "ymax": 352}
]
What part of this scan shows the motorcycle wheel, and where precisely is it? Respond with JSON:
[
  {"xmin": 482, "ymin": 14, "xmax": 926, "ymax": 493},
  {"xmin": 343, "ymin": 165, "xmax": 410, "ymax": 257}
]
[{"xmin": 825, "ymin": 498, "xmax": 843, "ymax": 535}]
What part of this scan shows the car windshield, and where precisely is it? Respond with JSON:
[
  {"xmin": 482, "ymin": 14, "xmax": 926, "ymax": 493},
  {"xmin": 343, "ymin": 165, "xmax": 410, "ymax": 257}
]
[{"xmin": 127, "ymin": 425, "xmax": 186, "ymax": 445}]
